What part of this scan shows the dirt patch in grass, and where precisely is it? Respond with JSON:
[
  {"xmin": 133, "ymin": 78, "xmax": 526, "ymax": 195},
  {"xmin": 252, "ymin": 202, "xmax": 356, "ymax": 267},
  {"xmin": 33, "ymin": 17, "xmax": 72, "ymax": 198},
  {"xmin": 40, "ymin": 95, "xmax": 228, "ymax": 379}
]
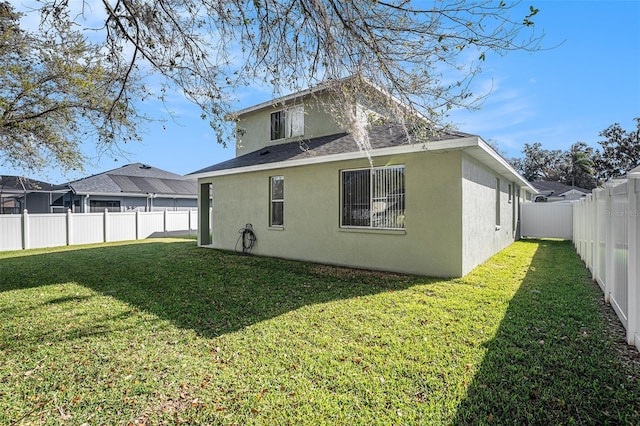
[{"xmin": 596, "ymin": 287, "xmax": 640, "ymax": 372}]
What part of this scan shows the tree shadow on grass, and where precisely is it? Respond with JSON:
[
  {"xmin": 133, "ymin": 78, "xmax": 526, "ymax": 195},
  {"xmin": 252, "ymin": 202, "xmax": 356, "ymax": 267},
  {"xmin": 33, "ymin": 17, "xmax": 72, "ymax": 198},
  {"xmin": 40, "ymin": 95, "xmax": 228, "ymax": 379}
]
[
  {"xmin": 452, "ymin": 239, "xmax": 640, "ymax": 424},
  {"xmin": 0, "ymin": 240, "xmax": 423, "ymax": 341}
]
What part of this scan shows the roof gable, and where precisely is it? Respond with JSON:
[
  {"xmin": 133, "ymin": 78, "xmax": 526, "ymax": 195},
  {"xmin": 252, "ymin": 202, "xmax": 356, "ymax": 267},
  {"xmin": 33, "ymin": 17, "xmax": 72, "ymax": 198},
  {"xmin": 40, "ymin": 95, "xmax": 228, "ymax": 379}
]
[
  {"xmin": 532, "ymin": 181, "xmax": 591, "ymax": 195},
  {"xmin": 232, "ymin": 75, "xmax": 405, "ymax": 119}
]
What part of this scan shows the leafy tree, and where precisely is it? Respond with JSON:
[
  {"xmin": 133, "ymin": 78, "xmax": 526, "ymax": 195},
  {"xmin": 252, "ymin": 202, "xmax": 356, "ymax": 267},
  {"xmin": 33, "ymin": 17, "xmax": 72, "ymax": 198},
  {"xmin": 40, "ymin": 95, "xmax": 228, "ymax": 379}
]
[
  {"xmin": 511, "ymin": 142, "xmax": 565, "ymax": 182},
  {"xmin": 3, "ymin": 0, "xmax": 543, "ymax": 172},
  {"xmin": 511, "ymin": 142, "xmax": 596, "ymax": 189},
  {"xmin": 594, "ymin": 118, "xmax": 640, "ymax": 181},
  {"xmin": 0, "ymin": 2, "xmax": 143, "ymax": 173}
]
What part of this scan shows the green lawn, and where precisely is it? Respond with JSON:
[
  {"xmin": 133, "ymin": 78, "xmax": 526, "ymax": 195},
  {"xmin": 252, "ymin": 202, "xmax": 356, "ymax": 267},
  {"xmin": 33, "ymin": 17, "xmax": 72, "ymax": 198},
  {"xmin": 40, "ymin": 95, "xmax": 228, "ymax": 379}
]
[{"xmin": 0, "ymin": 239, "xmax": 638, "ymax": 425}]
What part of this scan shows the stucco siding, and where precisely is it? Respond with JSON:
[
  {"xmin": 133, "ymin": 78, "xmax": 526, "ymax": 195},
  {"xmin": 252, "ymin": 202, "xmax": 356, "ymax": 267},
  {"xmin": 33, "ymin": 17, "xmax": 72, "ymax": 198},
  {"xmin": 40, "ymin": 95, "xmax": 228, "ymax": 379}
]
[
  {"xmin": 236, "ymin": 93, "xmax": 345, "ymax": 157},
  {"xmin": 461, "ymin": 154, "xmax": 516, "ymax": 275},
  {"xmin": 203, "ymin": 150, "xmax": 464, "ymax": 277}
]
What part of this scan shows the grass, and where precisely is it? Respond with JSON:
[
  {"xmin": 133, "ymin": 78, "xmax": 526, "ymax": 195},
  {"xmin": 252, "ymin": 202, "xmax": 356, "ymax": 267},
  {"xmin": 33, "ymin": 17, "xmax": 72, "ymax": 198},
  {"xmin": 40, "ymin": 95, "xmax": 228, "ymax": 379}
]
[{"xmin": 0, "ymin": 238, "xmax": 638, "ymax": 425}]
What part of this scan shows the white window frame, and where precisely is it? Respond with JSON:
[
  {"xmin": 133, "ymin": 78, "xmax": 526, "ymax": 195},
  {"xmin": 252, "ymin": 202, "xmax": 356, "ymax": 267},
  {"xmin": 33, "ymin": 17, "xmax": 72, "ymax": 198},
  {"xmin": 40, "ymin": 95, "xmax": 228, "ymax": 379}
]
[
  {"xmin": 270, "ymin": 176, "xmax": 284, "ymax": 227},
  {"xmin": 340, "ymin": 165, "xmax": 406, "ymax": 230},
  {"xmin": 270, "ymin": 105, "xmax": 304, "ymax": 141}
]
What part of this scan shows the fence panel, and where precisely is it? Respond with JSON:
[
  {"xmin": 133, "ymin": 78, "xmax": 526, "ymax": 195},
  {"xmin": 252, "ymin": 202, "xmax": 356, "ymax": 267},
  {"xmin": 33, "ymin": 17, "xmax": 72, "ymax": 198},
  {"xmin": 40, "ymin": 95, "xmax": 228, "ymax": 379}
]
[
  {"xmin": 595, "ymin": 191, "xmax": 607, "ymax": 289},
  {"xmin": 72, "ymin": 213, "xmax": 105, "ymax": 245},
  {"xmin": 190, "ymin": 210, "xmax": 198, "ymax": 230},
  {"xmin": 107, "ymin": 212, "xmax": 137, "ymax": 242},
  {"xmin": 0, "ymin": 209, "xmax": 199, "ymax": 252},
  {"xmin": 521, "ymin": 202, "xmax": 573, "ymax": 239},
  {"xmin": 573, "ymin": 171, "xmax": 639, "ymax": 351},
  {"xmin": 610, "ymin": 183, "xmax": 629, "ymax": 326},
  {"xmin": 138, "ymin": 212, "xmax": 165, "ymax": 238},
  {"xmin": 0, "ymin": 216, "xmax": 23, "ymax": 251},
  {"xmin": 166, "ymin": 211, "xmax": 190, "ymax": 232},
  {"xmin": 28, "ymin": 214, "xmax": 67, "ymax": 249}
]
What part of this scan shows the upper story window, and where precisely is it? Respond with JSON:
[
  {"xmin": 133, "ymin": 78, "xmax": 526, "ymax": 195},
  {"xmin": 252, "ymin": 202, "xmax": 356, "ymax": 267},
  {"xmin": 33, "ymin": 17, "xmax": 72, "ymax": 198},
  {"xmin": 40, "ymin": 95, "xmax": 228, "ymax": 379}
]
[
  {"xmin": 341, "ymin": 166, "xmax": 405, "ymax": 230},
  {"xmin": 270, "ymin": 105, "xmax": 304, "ymax": 140}
]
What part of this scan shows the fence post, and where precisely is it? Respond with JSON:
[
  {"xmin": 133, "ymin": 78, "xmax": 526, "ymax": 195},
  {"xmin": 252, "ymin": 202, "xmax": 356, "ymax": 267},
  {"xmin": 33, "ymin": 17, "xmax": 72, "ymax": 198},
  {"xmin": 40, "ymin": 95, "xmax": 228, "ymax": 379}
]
[
  {"xmin": 585, "ymin": 198, "xmax": 591, "ymax": 262},
  {"xmin": 579, "ymin": 199, "xmax": 585, "ymax": 260},
  {"xmin": 67, "ymin": 209, "xmax": 73, "ymax": 246},
  {"xmin": 627, "ymin": 169, "xmax": 640, "ymax": 347},
  {"xmin": 592, "ymin": 188, "xmax": 603, "ymax": 282},
  {"xmin": 22, "ymin": 209, "xmax": 30, "ymax": 250},
  {"xmin": 163, "ymin": 209, "xmax": 168, "ymax": 236},
  {"xmin": 104, "ymin": 209, "xmax": 109, "ymax": 243},
  {"xmin": 135, "ymin": 210, "xmax": 140, "ymax": 240},
  {"xmin": 574, "ymin": 200, "xmax": 580, "ymax": 255},
  {"xmin": 604, "ymin": 183, "xmax": 615, "ymax": 303}
]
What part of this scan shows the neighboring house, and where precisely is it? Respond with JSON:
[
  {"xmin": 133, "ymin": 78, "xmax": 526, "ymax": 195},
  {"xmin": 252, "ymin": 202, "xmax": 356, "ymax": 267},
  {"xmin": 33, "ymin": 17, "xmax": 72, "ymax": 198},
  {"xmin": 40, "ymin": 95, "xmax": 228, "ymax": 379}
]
[
  {"xmin": 0, "ymin": 175, "xmax": 64, "ymax": 214},
  {"xmin": 54, "ymin": 163, "xmax": 198, "ymax": 213},
  {"xmin": 189, "ymin": 79, "xmax": 537, "ymax": 277},
  {"xmin": 531, "ymin": 181, "xmax": 590, "ymax": 202}
]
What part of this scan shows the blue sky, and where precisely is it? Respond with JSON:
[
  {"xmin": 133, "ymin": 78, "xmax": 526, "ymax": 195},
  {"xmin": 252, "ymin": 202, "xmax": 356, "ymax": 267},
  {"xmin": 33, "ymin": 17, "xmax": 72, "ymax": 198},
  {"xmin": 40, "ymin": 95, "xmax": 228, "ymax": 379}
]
[{"xmin": 5, "ymin": 0, "xmax": 640, "ymax": 184}]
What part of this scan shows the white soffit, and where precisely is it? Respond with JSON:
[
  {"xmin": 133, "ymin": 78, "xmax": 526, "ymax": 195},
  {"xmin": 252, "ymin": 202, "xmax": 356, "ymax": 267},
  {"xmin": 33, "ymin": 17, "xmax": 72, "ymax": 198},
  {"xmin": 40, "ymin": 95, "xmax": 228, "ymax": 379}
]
[{"xmin": 190, "ymin": 135, "xmax": 536, "ymax": 195}]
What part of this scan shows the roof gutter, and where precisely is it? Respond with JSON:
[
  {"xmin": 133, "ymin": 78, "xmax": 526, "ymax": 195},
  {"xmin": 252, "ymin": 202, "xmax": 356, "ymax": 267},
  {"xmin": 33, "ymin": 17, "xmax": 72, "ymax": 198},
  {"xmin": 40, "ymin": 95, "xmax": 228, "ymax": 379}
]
[
  {"xmin": 190, "ymin": 135, "xmax": 537, "ymax": 194},
  {"xmin": 69, "ymin": 191, "xmax": 197, "ymax": 199},
  {"xmin": 187, "ymin": 137, "xmax": 471, "ymax": 180}
]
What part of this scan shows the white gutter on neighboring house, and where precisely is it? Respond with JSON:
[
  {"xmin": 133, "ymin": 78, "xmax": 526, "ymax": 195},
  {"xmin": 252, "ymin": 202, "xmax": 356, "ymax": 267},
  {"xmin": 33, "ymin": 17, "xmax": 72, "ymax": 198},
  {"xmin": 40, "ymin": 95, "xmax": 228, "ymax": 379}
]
[{"xmin": 68, "ymin": 190, "xmax": 197, "ymax": 199}]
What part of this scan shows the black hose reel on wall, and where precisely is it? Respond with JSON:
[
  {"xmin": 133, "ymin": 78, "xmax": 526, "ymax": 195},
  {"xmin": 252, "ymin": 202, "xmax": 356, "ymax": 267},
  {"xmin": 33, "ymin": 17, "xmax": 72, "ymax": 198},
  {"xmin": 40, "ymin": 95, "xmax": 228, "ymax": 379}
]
[{"xmin": 236, "ymin": 223, "xmax": 256, "ymax": 254}]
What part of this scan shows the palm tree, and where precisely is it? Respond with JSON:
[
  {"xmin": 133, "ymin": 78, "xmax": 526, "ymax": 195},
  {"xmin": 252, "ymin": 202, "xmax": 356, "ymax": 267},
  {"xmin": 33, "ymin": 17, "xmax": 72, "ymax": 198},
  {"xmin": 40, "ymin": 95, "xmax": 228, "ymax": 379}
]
[{"xmin": 569, "ymin": 145, "xmax": 594, "ymax": 187}]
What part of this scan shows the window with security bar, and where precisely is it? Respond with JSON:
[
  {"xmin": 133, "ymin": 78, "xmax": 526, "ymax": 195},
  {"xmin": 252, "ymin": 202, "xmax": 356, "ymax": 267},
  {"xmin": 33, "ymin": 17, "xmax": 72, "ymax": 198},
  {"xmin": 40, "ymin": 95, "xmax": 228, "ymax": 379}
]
[{"xmin": 341, "ymin": 166, "xmax": 405, "ymax": 229}]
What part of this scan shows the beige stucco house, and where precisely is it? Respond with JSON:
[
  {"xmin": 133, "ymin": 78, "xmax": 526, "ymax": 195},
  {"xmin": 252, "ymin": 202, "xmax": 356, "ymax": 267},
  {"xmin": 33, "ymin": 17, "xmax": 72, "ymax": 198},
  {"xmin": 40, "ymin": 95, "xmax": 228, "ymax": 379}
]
[{"xmin": 189, "ymin": 80, "xmax": 536, "ymax": 277}]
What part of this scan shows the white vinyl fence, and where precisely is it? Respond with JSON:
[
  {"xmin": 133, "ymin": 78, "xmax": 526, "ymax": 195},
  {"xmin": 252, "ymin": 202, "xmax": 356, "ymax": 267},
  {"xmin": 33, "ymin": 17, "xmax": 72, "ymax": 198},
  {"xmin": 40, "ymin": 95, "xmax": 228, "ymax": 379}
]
[
  {"xmin": 521, "ymin": 202, "xmax": 574, "ymax": 239},
  {"xmin": 0, "ymin": 209, "xmax": 198, "ymax": 252},
  {"xmin": 573, "ymin": 170, "xmax": 640, "ymax": 351}
]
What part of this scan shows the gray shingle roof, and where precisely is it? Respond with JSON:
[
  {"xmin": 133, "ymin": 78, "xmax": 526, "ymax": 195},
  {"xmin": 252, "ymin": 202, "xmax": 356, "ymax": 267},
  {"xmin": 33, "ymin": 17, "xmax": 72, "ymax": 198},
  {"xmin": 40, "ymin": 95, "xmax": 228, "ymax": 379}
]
[
  {"xmin": 66, "ymin": 163, "xmax": 197, "ymax": 196},
  {"xmin": 0, "ymin": 176, "xmax": 58, "ymax": 193},
  {"xmin": 191, "ymin": 124, "xmax": 474, "ymax": 175},
  {"xmin": 531, "ymin": 181, "xmax": 591, "ymax": 195}
]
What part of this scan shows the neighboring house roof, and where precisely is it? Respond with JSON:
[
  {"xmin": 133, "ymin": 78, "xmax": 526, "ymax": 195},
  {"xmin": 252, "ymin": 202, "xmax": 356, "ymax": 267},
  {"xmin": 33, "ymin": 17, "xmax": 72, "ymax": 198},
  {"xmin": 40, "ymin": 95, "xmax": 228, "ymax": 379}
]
[
  {"xmin": 0, "ymin": 176, "xmax": 60, "ymax": 194},
  {"xmin": 64, "ymin": 163, "xmax": 197, "ymax": 197},
  {"xmin": 531, "ymin": 181, "xmax": 590, "ymax": 196},
  {"xmin": 189, "ymin": 124, "xmax": 537, "ymax": 194}
]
